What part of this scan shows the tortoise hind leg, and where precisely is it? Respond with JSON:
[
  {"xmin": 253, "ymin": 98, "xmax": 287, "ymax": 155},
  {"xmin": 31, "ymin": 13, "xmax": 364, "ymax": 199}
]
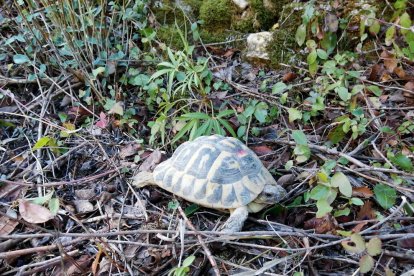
[{"xmin": 221, "ymin": 206, "xmax": 249, "ymax": 233}]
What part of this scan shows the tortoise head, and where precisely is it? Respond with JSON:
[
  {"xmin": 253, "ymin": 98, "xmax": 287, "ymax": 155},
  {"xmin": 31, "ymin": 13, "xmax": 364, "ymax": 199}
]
[{"xmin": 254, "ymin": 184, "xmax": 287, "ymax": 204}]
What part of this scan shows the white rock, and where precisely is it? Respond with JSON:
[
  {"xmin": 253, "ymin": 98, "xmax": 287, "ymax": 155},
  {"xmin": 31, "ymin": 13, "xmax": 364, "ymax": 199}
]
[
  {"xmin": 245, "ymin": 32, "xmax": 273, "ymax": 60},
  {"xmin": 232, "ymin": 0, "xmax": 249, "ymax": 10}
]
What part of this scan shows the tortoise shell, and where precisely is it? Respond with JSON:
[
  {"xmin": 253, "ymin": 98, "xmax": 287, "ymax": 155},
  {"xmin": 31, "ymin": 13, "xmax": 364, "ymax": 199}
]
[{"xmin": 153, "ymin": 135, "xmax": 277, "ymax": 209}]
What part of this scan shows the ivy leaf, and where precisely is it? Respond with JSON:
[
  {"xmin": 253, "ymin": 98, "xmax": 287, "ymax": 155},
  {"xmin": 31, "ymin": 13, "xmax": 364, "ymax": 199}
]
[
  {"xmin": 385, "ymin": 26, "xmax": 396, "ymax": 46},
  {"xmin": 331, "ymin": 172, "xmax": 352, "ymax": 197},
  {"xmin": 374, "ymin": 184, "xmax": 397, "ymax": 209},
  {"xmin": 33, "ymin": 136, "xmax": 51, "ymax": 151},
  {"xmin": 295, "ymin": 24, "xmax": 307, "ymax": 46},
  {"xmin": 288, "ymin": 108, "xmax": 302, "ymax": 123},
  {"xmin": 108, "ymin": 101, "xmax": 124, "ymax": 116},
  {"xmin": 391, "ymin": 153, "xmax": 413, "ymax": 172},
  {"xmin": 272, "ymin": 82, "xmax": 288, "ymax": 94},
  {"xmin": 292, "ymin": 130, "xmax": 307, "ymax": 145},
  {"xmin": 342, "ymin": 233, "xmax": 366, "ymax": 254},
  {"xmin": 316, "ymin": 49, "xmax": 328, "ymax": 60},
  {"xmin": 310, "ymin": 185, "xmax": 330, "ymax": 200},
  {"xmin": 366, "ymin": 237, "xmax": 382, "ymax": 256},
  {"xmin": 316, "ymin": 199, "xmax": 333, "ymax": 218},
  {"xmin": 254, "ymin": 102, "xmax": 268, "ymax": 123},
  {"xmin": 13, "ymin": 54, "xmax": 30, "ymax": 64},
  {"xmin": 359, "ymin": 255, "xmax": 375, "ymax": 273}
]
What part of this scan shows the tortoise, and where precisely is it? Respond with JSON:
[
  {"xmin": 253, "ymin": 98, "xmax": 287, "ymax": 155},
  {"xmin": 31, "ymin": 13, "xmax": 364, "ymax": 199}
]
[{"xmin": 132, "ymin": 135, "xmax": 287, "ymax": 233}]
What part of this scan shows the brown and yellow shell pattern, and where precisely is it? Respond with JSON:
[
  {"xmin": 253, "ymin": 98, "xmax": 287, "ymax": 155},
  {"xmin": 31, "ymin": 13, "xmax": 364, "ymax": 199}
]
[{"xmin": 153, "ymin": 135, "xmax": 277, "ymax": 209}]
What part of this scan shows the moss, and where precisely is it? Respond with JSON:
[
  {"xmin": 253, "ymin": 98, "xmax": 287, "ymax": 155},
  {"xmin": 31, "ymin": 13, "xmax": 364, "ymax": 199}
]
[
  {"xmin": 267, "ymin": 3, "xmax": 304, "ymax": 69},
  {"xmin": 156, "ymin": 25, "xmax": 185, "ymax": 49},
  {"xmin": 182, "ymin": 0, "xmax": 203, "ymax": 18},
  {"xmin": 199, "ymin": 0, "xmax": 232, "ymax": 32}
]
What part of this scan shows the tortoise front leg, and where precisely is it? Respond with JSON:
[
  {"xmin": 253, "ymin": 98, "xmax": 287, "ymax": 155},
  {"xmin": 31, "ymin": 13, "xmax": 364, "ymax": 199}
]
[{"xmin": 221, "ymin": 206, "xmax": 249, "ymax": 233}]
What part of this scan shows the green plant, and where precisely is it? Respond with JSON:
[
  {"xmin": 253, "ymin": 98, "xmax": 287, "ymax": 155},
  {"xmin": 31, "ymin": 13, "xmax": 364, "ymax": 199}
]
[
  {"xmin": 168, "ymin": 255, "xmax": 196, "ymax": 276},
  {"xmin": 341, "ymin": 234, "xmax": 382, "ymax": 273}
]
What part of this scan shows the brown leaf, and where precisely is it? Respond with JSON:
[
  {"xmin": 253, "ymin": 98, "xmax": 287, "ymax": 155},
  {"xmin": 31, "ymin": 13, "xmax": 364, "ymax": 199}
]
[
  {"xmin": 282, "ymin": 72, "xmax": 297, "ymax": 82},
  {"xmin": 139, "ymin": 150, "xmax": 162, "ymax": 172},
  {"xmin": 352, "ymin": 186, "xmax": 374, "ymax": 198},
  {"xmin": 403, "ymin": 81, "xmax": 414, "ymax": 97},
  {"xmin": 352, "ymin": 221, "xmax": 368, "ymax": 233},
  {"xmin": 394, "ymin": 67, "xmax": 406, "ymax": 78},
  {"xmin": 368, "ymin": 64, "xmax": 384, "ymax": 82},
  {"xmin": 304, "ymin": 214, "xmax": 338, "ymax": 234},
  {"xmin": 381, "ymin": 51, "xmax": 398, "ymax": 73},
  {"xmin": 0, "ymin": 214, "xmax": 19, "ymax": 235},
  {"xmin": 73, "ymin": 200, "xmax": 94, "ymax": 214},
  {"xmin": 357, "ymin": 200, "xmax": 375, "ymax": 221},
  {"xmin": 19, "ymin": 199, "xmax": 54, "ymax": 224},
  {"xmin": 92, "ymin": 247, "xmax": 103, "ymax": 275},
  {"xmin": 250, "ymin": 145, "xmax": 273, "ymax": 156},
  {"xmin": 119, "ymin": 143, "xmax": 142, "ymax": 159},
  {"xmin": 54, "ymin": 255, "xmax": 91, "ymax": 275}
]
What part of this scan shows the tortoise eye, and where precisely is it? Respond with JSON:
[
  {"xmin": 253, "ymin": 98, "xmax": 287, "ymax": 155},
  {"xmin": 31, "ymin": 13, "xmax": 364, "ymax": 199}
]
[{"xmin": 265, "ymin": 192, "xmax": 273, "ymax": 197}]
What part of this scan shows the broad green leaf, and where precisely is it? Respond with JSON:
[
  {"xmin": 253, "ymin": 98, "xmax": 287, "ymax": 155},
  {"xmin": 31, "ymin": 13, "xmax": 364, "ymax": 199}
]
[
  {"xmin": 374, "ymin": 184, "xmax": 397, "ymax": 209},
  {"xmin": 13, "ymin": 54, "xmax": 30, "ymax": 64},
  {"xmin": 288, "ymin": 108, "xmax": 302, "ymax": 123},
  {"xmin": 385, "ymin": 26, "xmax": 396, "ymax": 46},
  {"xmin": 307, "ymin": 49, "xmax": 317, "ymax": 64},
  {"xmin": 237, "ymin": 125, "xmax": 246, "ymax": 138},
  {"xmin": 272, "ymin": 82, "xmax": 288, "ymax": 94},
  {"xmin": 400, "ymin": 12, "xmax": 412, "ymax": 35},
  {"xmin": 295, "ymin": 24, "xmax": 307, "ymax": 46},
  {"xmin": 366, "ymin": 237, "xmax": 382, "ymax": 256},
  {"xmin": 309, "ymin": 61, "xmax": 318, "ymax": 76},
  {"xmin": 359, "ymin": 255, "xmax": 374, "ymax": 273},
  {"xmin": 367, "ymin": 85, "xmax": 382, "ymax": 96},
  {"xmin": 334, "ymin": 207, "xmax": 350, "ymax": 217},
  {"xmin": 336, "ymin": 87, "xmax": 350, "ymax": 101},
  {"xmin": 217, "ymin": 109, "xmax": 234, "ymax": 118},
  {"xmin": 30, "ymin": 191, "xmax": 54, "ymax": 205},
  {"xmin": 254, "ymin": 103, "xmax": 268, "ymax": 123},
  {"xmin": 391, "ymin": 153, "xmax": 413, "ymax": 172},
  {"xmin": 317, "ymin": 171, "xmax": 329, "ymax": 184},
  {"xmin": 342, "ymin": 233, "xmax": 366, "ymax": 254},
  {"xmin": 316, "ymin": 49, "xmax": 328, "ymax": 60},
  {"xmin": 292, "ymin": 130, "xmax": 307, "ymax": 145},
  {"xmin": 108, "ymin": 102, "xmax": 124, "ymax": 116},
  {"xmin": 92, "ymin": 67, "xmax": 105, "ymax": 77},
  {"xmin": 48, "ymin": 198, "xmax": 59, "ymax": 215},
  {"xmin": 331, "ymin": 172, "xmax": 352, "ymax": 197},
  {"xmin": 33, "ymin": 136, "xmax": 51, "ymax": 151},
  {"xmin": 182, "ymin": 255, "xmax": 196, "ymax": 267},
  {"xmin": 327, "ymin": 125, "xmax": 346, "ymax": 144},
  {"xmin": 369, "ymin": 21, "xmax": 381, "ymax": 35},
  {"xmin": 285, "ymin": 160, "xmax": 293, "ymax": 170},
  {"xmin": 310, "ymin": 185, "xmax": 330, "ymax": 200},
  {"xmin": 184, "ymin": 204, "xmax": 199, "ymax": 216},
  {"xmin": 351, "ymin": 198, "xmax": 364, "ymax": 206},
  {"xmin": 316, "ymin": 199, "xmax": 333, "ymax": 218}
]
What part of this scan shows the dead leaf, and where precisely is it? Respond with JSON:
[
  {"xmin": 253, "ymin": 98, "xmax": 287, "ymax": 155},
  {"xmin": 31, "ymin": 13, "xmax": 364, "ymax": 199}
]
[
  {"xmin": 381, "ymin": 51, "xmax": 398, "ymax": 73},
  {"xmin": 0, "ymin": 214, "xmax": 19, "ymax": 235},
  {"xmin": 352, "ymin": 221, "xmax": 368, "ymax": 233},
  {"xmin": 108, "ymin": 101, "xmax": 124, "ymax": 116},
  {"xmin": 139, "ymin": 150, "xmax": 162, "ymax": 172},
  {"xmin": 19, "ymin": 199, "xmax": 55, "ymax": 224},
  {"xmin": 95, "ymin": 112, "xmax": 108, "ymax": 128},
  {"xmin": 73, "ymin": 200, "xmax": 94, "ymax": 213},
  {"xmin": 352, "ymin": 186, "xmax": 374, "ymax": 198},
  {"xmin": 282, "ymin": 72, "xmax": 297, "ymax": 82},
  {"xmin": 119, "ymin": 143, "xmax": 142, "ymax": 159},
  {"xmin": 368, "ymin": 64, "xmax": 384, "ymax": 82},
  {"xmin": 75, "ymin": 189, "xmax": 96, "ymax": 200},
  {"xmin": 324, "ymin": 13, "xmax": 338, "ymax": 32},
  {"xmin": 357, "ymin": 200, "xmax": 375, "ymax": 220},
  {"xmin": 54, "ymin": 255, "xmax": 91, "ymax": 275},
  {"xmin": 250, "ymin": 145, "xmax": 273, "ymax": 156},
  {"xmin": 394, "ymin": 67, "xmax": 406, "ymax": 78},
  {"xmin": 304, "ymin": 214, "xmax": 338, "ymax": 234},
  {"xmin": 92, "ymin": 246, "xmax": 103, "ymax": 275},
  {"xmin": 403, "ymin": 81, "xmax": 414, "ymax": 97},
  {"xmin": 277, "ymin": 174, "xmax": 296, "ymax": 186}
]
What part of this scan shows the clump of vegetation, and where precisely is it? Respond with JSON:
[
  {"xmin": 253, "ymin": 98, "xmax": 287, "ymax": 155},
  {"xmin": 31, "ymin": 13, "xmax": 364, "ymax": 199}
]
[{"xmin": 199, "ymin": 0, "xmax": 232, "ymax": 32}]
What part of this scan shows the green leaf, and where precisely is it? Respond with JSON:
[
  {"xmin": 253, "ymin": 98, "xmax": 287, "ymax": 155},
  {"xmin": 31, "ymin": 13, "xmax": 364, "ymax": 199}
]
[
  {"xmin": 391, "ymin": 153, "xmax": 414, "ymax": 172},
  {"xmin": 30, "ymin": 191, "xmax": 54, "ymax": 205},
  {"xmin": 328, "ymin": 125, "xmax": 346, "ymax": 144},
  {"xmin": 92, "ymin": 67, "xmax": 105, "ymax": 77},
  {"xmin": 331, "ymin": 172, "xmax": 352, "ymax": 197},
  {"xmin": 334, "ymin": 207, "xmax": 350, "ymax": 217},
  {"xmin": 218, "ymin": 118, "xmax": 237, "ymax": 137},
  {"xmin": 217, "ymin": 109, "xmax": 234, "ymax": 118},
  {"xmin": 367, "ymin": 85, "xmax": 382, "ymax": 96},
  {"xmin": 310, "ymin": 185, "xmax": 330, "ymax": 200},
  {"xmin": 254, "ymin": 102, "xmax": 268, "ymax": 123},
  {"xmin": 295, "ymin": 24, "xmax": 307, "ymax": 46},
  {"xmin": 172, "ymin": 120, "xmax": 196, "ymax": 144},
  {"xmin": 13, "ymin": 54, "xmax": 30, "ymax": 64},
  {"xmin": 359, "ymin": 254, "xmax": 375, "ymax": 273},
  {"xmin": 374, "ymin": 184, "xmax": 397, "ymax": 209},
  {"xmin": 168, "ymin": 200, "xmax": 179, "ymax": 210},
  {"xmin": 316, "ymin": 199, "xmax": 333, "ymax": 218},
  {"xmin": 366, "ymin": 237, "xmax": 382, "ymax": 256},
  {"xmin": 307, "ymin": 49, "xmax": 317, "ymax": 64},
  {"xmin": 180, "ymin": 112, "xmax": 210, "ymax": 120},
  {"xmin": 48, "ymin": 198, "xmax": 59, "ymax": 215},
  {"xmin": 369, "ymin": 21, "xmax": 381, "ymax": 35},
  {"xmin": 182, "ymin": 255, "xmax": 196, "ymax": 267},
  {"xmin": 336, "ymin": 87, "xmax": 350, "ymax": 101},
  {"xmin": 292, "ymin": 130, "xmax": 307, "ymax": 145},
  {"xmin": 385, "ymin": 26, "xmax": 396, "ymax": 46},
  {"xmin": 309, "ymin": 61, "xmax": 318, "ymax": 76},
  {"xmin": 342, "ymin": 233, "xmax": 366, "ymax": 254},
  {"xmin": 184, "ymin": 204, "xmax": 199, "ymax": 216},
  {"xmin": 316, "ymin": 49, "xmax": 328, "ymax": 60},
  {"xmin": 33, "ymin": 136, "xmax": 51, "ymax": 151},
  {"xmin": 288, "ymin": 108, "xmax": 302, "ymax": 123},
  {"xmin": 351, "ymin": 198, "xmax": 364, "ymax": 206},
  {"xmin": 400, "ymin": 12, "xmax": 412, "ymax": 35},
  {"xmin": 272, "ymin": 82, "xmax": 288, "ymax": 94}
]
